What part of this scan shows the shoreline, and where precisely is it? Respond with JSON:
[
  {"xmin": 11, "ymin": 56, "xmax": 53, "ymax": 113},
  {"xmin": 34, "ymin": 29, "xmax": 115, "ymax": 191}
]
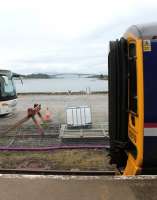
[{"xmin": 17, "ymin": 91, "xmax": 108, "ymax": 95}]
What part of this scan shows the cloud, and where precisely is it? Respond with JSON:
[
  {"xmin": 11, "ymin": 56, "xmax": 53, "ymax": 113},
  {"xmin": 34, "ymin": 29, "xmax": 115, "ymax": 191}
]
[{"xmin": 0, "ymin": 0, "xmax": 157, "ymax": 74}]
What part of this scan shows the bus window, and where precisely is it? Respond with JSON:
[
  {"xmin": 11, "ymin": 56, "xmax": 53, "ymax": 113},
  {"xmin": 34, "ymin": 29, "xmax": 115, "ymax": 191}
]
[
  {"xmin": 128, "ymin": 43, "xmax": 137, "ymax": 114},
  {"xmin": 0, "ymin": 75, "xmax": 16, "ymax": 98}
]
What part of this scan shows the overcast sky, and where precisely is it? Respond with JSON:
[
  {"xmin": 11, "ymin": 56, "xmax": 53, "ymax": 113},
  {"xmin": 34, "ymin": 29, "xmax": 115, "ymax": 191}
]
[{"xmin": 0, "ymin": 0, "xmax": 157, "ymax": 74}]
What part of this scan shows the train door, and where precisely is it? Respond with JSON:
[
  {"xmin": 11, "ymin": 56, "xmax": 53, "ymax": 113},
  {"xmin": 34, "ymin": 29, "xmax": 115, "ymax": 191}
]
[
  {"xmin": 108, "ymin": 38, "xmax": 128, "ymax": 168},
  {"xmin": 124, "ymin": 39, "xmax": 144, "ymax": 175},
  {"xmin": 108, "ymin": 37, "xmax": 144, "ymax": 175}
]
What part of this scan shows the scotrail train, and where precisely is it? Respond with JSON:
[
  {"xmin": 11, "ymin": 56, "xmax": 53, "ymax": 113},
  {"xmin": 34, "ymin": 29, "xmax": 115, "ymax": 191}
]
[{"xmin": 108, "ymin": 23, "xmax": 157, "ymax": 175}]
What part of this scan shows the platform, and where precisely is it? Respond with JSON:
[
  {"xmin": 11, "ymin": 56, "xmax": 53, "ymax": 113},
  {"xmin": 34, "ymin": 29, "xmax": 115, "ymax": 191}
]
[{"xmin": 0, "ymin": 174, "xmax": 156, "ymax": 200}]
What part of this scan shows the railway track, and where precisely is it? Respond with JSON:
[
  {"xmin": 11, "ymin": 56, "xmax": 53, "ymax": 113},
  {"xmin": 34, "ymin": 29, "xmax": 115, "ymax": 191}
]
[
  {"xmin": 0, "ymin": 119, "xmax": 110, "ymax": 161},
  {"xmin": 0, "ymin": 122, "xmax": 112, "ymax": 174},
  {"xmin": 0, "ymin": 122, "xmax": 109, "ymax": 150},
  {"xmin": 0, "ymin": 169, "xmax": 116, "ymax": 176},
  {"xmin": 0, "ymin": 144, "xmax": 110, "ymax": 152},
  {"xmin": 0, "ymin": 134, "xmax": 109, "ymax": 146}
]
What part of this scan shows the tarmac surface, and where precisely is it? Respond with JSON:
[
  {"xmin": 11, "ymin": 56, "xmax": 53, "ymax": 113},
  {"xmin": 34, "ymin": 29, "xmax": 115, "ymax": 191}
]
[
  {"xmin": 0, "ymin": 174, "xmax": 156, "ymax": 200},
  {"xmin": 0, "ymin": 94, "xmax": 108, "ymax": 127}
]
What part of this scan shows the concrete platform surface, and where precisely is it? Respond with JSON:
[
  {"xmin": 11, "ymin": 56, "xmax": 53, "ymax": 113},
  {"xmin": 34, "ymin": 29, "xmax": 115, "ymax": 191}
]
[{"xmin": 0, "ymin": 174, "xmax": 156, "ymax": 200}]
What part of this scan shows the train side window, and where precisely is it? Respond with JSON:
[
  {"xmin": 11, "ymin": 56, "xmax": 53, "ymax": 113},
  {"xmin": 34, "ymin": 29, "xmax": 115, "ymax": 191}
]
[{"xmin": 128, "ymin": 43, "xmax": 137, "ymax": 114}]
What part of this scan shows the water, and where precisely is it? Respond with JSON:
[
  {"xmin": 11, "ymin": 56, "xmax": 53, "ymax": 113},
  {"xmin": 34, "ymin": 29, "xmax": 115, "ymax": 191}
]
[{"xmin": 15, "ymin": 78, "xmax": 108, "ymax": 93}]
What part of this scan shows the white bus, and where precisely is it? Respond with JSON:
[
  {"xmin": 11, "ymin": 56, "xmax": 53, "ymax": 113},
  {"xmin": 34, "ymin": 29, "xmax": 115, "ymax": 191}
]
[{"xmin": 0, "ymin": 70, "xmax": 18, "ymax": 115}]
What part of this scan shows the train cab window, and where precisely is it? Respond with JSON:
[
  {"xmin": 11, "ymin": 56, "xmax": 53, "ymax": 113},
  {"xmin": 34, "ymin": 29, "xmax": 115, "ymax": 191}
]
[{"xmin": 128, "ymin": 43, "xmax": 137, "ymax": 114}]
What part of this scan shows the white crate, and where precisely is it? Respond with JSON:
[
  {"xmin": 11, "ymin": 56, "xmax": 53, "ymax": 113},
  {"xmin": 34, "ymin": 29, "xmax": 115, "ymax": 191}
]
[{"xmin": 66, "ymin": 106, "xmax": 92, "ymax": 128}]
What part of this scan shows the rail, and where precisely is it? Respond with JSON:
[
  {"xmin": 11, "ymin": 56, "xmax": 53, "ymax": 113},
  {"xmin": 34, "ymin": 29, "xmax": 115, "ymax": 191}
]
[
  {"xmin": 0, "ymin": 144, "xmax": 110, "ymax": 151},
  {"xmin": 0, "ymin": 169, "xmax": 115, "ymax": 176}
]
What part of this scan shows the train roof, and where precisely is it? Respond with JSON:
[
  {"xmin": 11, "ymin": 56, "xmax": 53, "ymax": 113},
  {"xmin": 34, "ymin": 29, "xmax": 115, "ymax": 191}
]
[{"xmin": 124, "ymin": 23, "xmax": 157, "ymax": 39}]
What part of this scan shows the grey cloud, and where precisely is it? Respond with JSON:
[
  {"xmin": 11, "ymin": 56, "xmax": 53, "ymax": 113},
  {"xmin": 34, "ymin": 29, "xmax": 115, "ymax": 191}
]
[{"xmin": 2, "ymin": 1, "xmax": 157, "ymax": 74}]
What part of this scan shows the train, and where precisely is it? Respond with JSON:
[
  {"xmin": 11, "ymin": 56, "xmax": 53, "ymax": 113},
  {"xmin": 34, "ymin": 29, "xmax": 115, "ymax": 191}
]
[
  {"xmin": 108, "ymin": 23, "xmax": 157, "ymax": 175},
  {"xmin": 0, "ymin": 70, "xmax": 18, "ymax": 115}
]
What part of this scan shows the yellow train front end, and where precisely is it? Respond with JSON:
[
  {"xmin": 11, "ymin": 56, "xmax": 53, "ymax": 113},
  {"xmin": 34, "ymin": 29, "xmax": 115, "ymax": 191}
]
[
  {"xmin": 123, "ymin": 33, "xmax": 144, "ymax": 175},
  {"xmin": 108, "ymin": 23, "xmax": 157, "ymax": 175}
]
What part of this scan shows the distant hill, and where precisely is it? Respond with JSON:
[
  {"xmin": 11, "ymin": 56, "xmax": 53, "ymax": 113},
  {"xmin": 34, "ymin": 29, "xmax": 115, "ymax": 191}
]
[
  {"xmin": 49, "ymin": 73, "xmax": 92, "ymax": 79},
  {"xmin": 20, "ymin": 73, "xmax": 108, "ymax": 79},
  {"xmin": 87, "ymin": 74, "xmax": 108, "ymax": 80},
  {"xmin": 21, "ymin": 73, "xmax": 94, "ymax": 79},
  {"xmin": 22, "ymin": 73, "xmax": 51, "ymax": 79}
]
